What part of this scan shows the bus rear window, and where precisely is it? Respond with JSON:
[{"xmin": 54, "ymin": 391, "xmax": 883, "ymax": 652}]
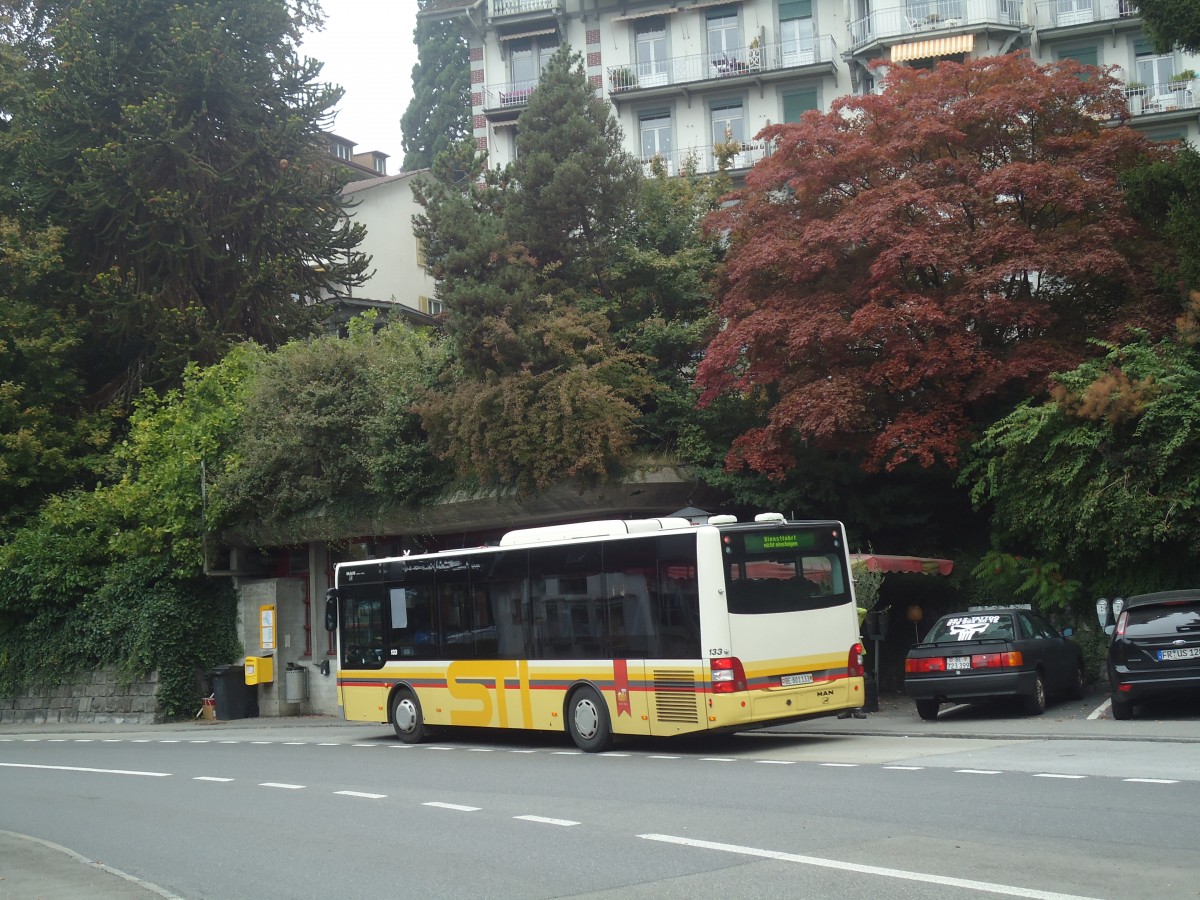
[{"xmin": 723, "ymin": 528, "xmax": 851, "ymax": 615}]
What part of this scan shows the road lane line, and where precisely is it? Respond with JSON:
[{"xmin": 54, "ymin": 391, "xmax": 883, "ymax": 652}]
[
  {"xmin": 648, "ymin": 755, "xmax": 682, "ymax": 760},
  {"xmin": 336, "ymin": 790, "xmax": 387, "ymax": 799},
  {"xmin": 638, "ymin": 834, "xmax": 1104, "ymax": 900},
  {"xmin": 0, "ymin": 762, "xmax": 169, "ymax": 777},
  {"xmin": 956, "ymin": 769, "xmax": 1002, "ymax": 775},
  {"xmin": 423, "ymin": 802, "xmax": 481, "ymax": 812},
  {"xmin": 515, "ymin": 815, "xmax": 580, "ymax": 827},
  {"xmin": 700, "ymin": 758, "xmax": 735, "ymax": 763},
  {"xmin": 1124, "ymin": 778, "xmax": 1178, "ymax": 784},
  {"xmin": 259, "ymin": 782, "xmax": 305, "ymax": 789},
  {"xmin": 883, "ymin": 766, "xmax": 923, "ymax": 770},
  {"xmin": 820, "ymin": 763, "xmax": 858, "ymax": 767},
  {"xmin": 1033, "ymin": 773, "xmax": 1086, "ymax": 780},
  {"xmin": 755, "ymin": 760, "xmax": 796, "ymax": 765},
  {"xmin": 194, "ymin": 776, "xmax": 234, "ymax": 782}
]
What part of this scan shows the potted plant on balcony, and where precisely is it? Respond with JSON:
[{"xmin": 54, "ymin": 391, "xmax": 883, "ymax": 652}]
[
  {"xmin": 610, "ymin": 67, "xmax": 637, "ymax": 92},
  {"xmin": 1169, "ymin": 69, "xmax": 1197, "ymax": 89}
]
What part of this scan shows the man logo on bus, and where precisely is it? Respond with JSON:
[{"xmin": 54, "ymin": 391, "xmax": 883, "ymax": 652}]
[{"xmin": 947, "ymin": 616, "xmax": 998, "ymax": 641}]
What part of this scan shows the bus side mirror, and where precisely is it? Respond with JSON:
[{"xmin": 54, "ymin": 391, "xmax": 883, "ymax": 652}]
[{"xmin": 324, "ymin": 588, "xmax": 339, "ymax": 632}]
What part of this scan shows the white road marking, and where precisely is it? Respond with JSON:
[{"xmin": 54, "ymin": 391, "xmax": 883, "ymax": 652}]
[
  {"xmin": 0, "ymin": 762, "xmax": 169, "ymax": 777},
  {"xmin": 466, "ymin": 748, "xmax": 495, "ymax": 752},
  {"xmin": 883, "ymin": 766, "xmax": 923, "ymax": 770},
  {"xmin": 194, "ymin": 776, "xmax": 234, "ymax": 782},
  {"xmin": 250, "ymin": 741, "xmax": 272, "ymax": 745},
  {"xmin": 552, "ymin": 751, "xmax": 580, "ymax": 755},
  {"xmin": 49, "ymin": 739, "xmax": 67, "ymax": 742},
  {"xmin": 351, "ymin": 743, "xmax": 375, "ymax": 747},
  {"xmin": 283, "ymin": 741, "xmax": 306, "ymax": 745},
  {"xmin": 599, "ymin": 752, "xmax": 631, "ymax": 757},
  {"xmin": 700, "ymin": 757, "xmax": 735, "ymax": 763},
  {"xmin": 336, "ymin": 790, "xmax": 387, "ymax": 799},
  {"xmin": 158, "ymin": 740, "xmax": 180, "ymax": 744},
  {"xmin": 73, "ymin": 739, "xmax": 94, "ymax": 743},
  {"xmin": 1033, "ymin": 774, "xmax": 1086, "ymax": 780},
  {"xmin": 1124, "ymin": 778, "xmax": 1178, "ymax": 784},
  {"xmin": 956, "ymin": 769, "xmax": 1002, "ymax": 775},
  {"xmin": 820, "ymin": 763, "xmax": 859, "ymax": 768},
  {"xmin": 318, "ymin": 742, "xmax": 340, "ymax": 746},
  {"xmin": 755, "ymin": 760, "xmax": 797, "ymax": 765},
  {"xmin": 515, "ymin": 815, "xmax": 580, "ymax": 827},
  {"xmin": 218, "ymin": 741, "xmax": 239, "ymax": 744},
  {"xmin": 426, "ymin": 746, "xmax": 456, "ymax": 751},
  {"xmin": 103, "ymin": 739, "xmax": 122, "ymax": 743},
  {"xmin": 188, "ymin": 740, "xmax": 210, "ymax": 744},
  {"xmin": 1086, "ymin": 699, "xmax": 1110, "ymax": 720},
  {"xmin": 510, "ymin": 749, "xmax": 539, "ymax": 753},
  {"xmin": 423, "ymin": 802, "xmax": 481, "ymax": 811},
  {"xmin": 638, "ymin": 834, "xmax": 1104, "ymax": 900},
  {"xmin": 259, "ymin": 782, "xmax": 305, "ymax": 789},
  {"xmin": 648, "ymin": 755, "xmax": 682, "ymax": 760}
]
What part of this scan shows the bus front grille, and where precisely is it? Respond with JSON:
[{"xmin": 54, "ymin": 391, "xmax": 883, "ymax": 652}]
[{"xmin": 652, "ymin": 669, "xmax": 700, "ymax": 723}]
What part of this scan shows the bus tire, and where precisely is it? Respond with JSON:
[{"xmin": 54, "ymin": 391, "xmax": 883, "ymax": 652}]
[
  {"xmin": 567, "ymin": 686, "xmax": 613, "ymax": 753},
  {"xmin": 392, "ymin": 689, "xmax": 429, "ymax": 744}
]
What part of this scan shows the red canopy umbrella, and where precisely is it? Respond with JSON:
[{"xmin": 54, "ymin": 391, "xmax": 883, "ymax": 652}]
[{"xmin": 849, "ymin": 554, "xmax": 954, "ymax": 577}]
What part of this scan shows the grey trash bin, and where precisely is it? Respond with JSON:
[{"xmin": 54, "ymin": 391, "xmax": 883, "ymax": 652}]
[{"xmin": 284, "ymin": 664, "xmax": 308, "ymax": 703}]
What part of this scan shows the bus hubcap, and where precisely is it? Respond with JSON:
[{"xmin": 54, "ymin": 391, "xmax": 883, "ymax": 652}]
[
  {"xmin": 574, "ymin": 700, "xmax": 598, "ymax": 739},
  {"xmin": 396, "ymin": 699, "xmax": 416, "ymax": 732}
]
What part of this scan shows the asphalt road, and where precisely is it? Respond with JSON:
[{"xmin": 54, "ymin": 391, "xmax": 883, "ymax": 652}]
[{"xmin": 2, "ymin": 693, "xmax": 1199, "ymax": 900}]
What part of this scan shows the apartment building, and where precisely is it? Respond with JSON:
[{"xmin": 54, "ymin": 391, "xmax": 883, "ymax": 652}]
[{"xmin": 420, "ymin": 0, "xmax": 1199, "ymax": 175}]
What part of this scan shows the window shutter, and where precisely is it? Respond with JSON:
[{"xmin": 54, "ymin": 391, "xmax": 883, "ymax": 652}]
[
  {"xmin": 1059, "ymin": 47, "xmax": 1098, "ymax": 66},
  {"xmin": 782, "ymin": 88, "xmax": 818, "ymax": 123},
  {"xmin": 779, "ymin": 0, "xmax": 811, "ymax": 19}
]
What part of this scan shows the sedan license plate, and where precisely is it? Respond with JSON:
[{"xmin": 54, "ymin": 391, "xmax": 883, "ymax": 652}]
[
  {"xmin": 947, "ymin": 656, "xmax": 971, "ymax": 670},
  {"xmin": 1158, "ymin": 647, "xmax": 1200, "ymax": 661},
  {"xmin": 781, "ymin": 673, "xmax": 813, "ymax": 686}
]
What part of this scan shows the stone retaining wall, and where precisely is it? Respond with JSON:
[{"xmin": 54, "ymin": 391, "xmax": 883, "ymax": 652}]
[{"xmin": 0, "ymin": 668, "xmax": 160, "ymax": 725}]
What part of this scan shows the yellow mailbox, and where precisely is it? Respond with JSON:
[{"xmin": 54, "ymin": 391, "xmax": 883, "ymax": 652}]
[{"xmin": 244, "ymin": 655, "xmax": 274, "ymax": 685}]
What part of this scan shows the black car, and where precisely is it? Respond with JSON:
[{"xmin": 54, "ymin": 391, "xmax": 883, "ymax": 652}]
[
  {"xmin": 1104, "ymin": 590, "xmax": 1200, "ymax": 720},
  {"xmin": 904, "ymin": 608, "xmax": 1085, "ymax": 721}
]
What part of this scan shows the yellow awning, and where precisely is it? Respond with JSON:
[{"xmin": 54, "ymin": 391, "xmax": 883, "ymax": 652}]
[{"xmin": 891, "ymin": 33, "xmax": 974, "ymax": 62}]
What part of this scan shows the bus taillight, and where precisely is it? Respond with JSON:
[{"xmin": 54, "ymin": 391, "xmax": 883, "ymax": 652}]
[
  {"xmin": 848, "ymin": 643, "xmax": 865, "ymax": 678},
  {"xmin": 711, "ymin": 656, "xmax": 748, "ymax": 693}
]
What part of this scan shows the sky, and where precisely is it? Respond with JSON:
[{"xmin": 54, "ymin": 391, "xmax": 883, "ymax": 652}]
[{"xmin": 300, "ymin": 1, "xmax": 420, "ymax": 170}]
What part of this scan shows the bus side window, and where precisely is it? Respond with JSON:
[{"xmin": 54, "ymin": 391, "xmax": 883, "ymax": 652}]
[{"xmin": 389, "ymin": 564, "xmax": 437, "ymax": 659}]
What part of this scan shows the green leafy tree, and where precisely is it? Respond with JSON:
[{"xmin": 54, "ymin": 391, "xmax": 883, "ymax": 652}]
[
  {"xmin": 15, "ymin": 0, "xmax": 369, "ymax": 397},
  {"xmin": 698, "ymin": 53, "xmax": 1177, "ymax": 480},
  {"xmin": 0, "ymin": 218, "xmax": 111, "ymax": 525},
  {"xmin": 0, "ymin": 345, "xmax": 259, "ymax": 715},
  {"xmin": 1122, "ymin": 143, "xmax": 1200, "ymax": 293},
  {"xmin": 401, "ymin": 0, "xmax": 470, "ymax": 171},
  {"xmin": 1137, "ymin": 0, "xmax": 1200, "ymax": 54},
  {"xmin": 414, "ymin": 50, "xmax": 653, "ymax": 490},
  {"xmin": 963, "ymin": 297, "xmax": 1200, "ymax": 598},
  {"xmin": 213, "ymin": 316, "xmax": 450, "ymax": 538}
]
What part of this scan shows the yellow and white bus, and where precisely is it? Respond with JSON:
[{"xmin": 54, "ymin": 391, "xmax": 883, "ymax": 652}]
[{"xmin": 325, "ymin": 512, "xmax": 865, "ymax": 751}]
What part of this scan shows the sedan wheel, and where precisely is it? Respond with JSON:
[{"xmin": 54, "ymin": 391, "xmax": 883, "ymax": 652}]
[
  {"xmin": 1021, "ymin": 673, "xmax": 1046, "ymax": 716},
  {"xmin": 915, "ymin": 699, "xmax": 939, "ymax": 721}
]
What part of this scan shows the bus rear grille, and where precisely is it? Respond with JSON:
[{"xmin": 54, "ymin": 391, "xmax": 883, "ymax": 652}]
[{"xmin": 652, "ymin": 669, "xmax": 700, "ymax": 723}]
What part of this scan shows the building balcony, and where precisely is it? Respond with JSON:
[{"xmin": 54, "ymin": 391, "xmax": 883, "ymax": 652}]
[
  {"xmin": 640, "ymin": 140, "xmax": 775, "ymax": 178},
  {"xmin": 1033, "ymin": 0, "xmax": 1138, "ymax": 30},
  {"xmin": 849, "ymin": 0, "xmax": 1022, "ymax": 53},
  {"xmin": 489, "ymin": 0, "xmax": 560, "ymax": 16},
  {"xmin": 482, "ymin": 80, "xmax": 538, "ymax": 119},
  {"xmin": 607, "ymin": 36, "xmax": 838, "ymax": 100},
  {"xmin": 1125, "ymin": 77, "xmax": 1198, "ymax": 117}
]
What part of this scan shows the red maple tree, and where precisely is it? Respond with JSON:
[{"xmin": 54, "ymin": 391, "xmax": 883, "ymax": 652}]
[{"xmin": 697, "ymin": 52, "xmax": 1177, "ymax": 476}]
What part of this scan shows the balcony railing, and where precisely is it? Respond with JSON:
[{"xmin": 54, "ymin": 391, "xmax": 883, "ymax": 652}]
[
  {"xmin": 608, "ymin": 36, "xmax": 837, "ymax": 96},
  {"xmin": 489, "ymin": 0, "xmax": 559, "ymax": 15},
  {"xmin": 1034, "ymin": 0, "xmax": 1138, "ymax": 28},
  {"xmin": 1125, "ymin": 77, "xmax": 1198, "ymax": 117},
  {"xmin": 850, "ymin": 0, "xmax": 1021, "ymax": 51},
  {"xmin": 482, "ymin": 80, "xmax": 539, "ymax": 111},
  {"xmin": 640, "ymin": 140, "xmax": 775, "ymax": 177}
]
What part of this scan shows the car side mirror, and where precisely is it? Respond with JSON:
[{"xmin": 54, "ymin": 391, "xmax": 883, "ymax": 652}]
[
  {"xmin": 1103, "ymin": 624, "xmax": 1115, "ymax": 637},
  {"xmin": 324, "ymin": 588, "xmax": 339, "ymax": 632}
]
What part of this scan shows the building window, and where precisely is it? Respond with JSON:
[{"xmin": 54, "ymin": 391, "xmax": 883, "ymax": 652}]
[
  {"xmin": 639, "ymin": 111, "xmax": 673, "ymax": 173},
  {"xmin": 707, "ymin": 11, "xmax": 742, "ymax": 75},
  {"xmin": 781, "ymin": 87, "xmax": 818, "ymax": 123},
  {"xmin": 1134, "ymin": 39, "xmax": 1174, "ymax": 90},
  {"xmin": 711, "ymin": 98, "xmax": 747, "ymax": 168},
  {"xmin": 779, "ymin": 0, "xmax": 814, "ymax": 66},
  {"xmin": 635, "ymin": 20, "xmax": 669, "ymax": 87},
  {"xmin": 419, "ymin": 295, "xmax": 444, "ymax": 315},
  {"xmin": 333, "ymin": 142, "xmax": 351, "ymax": 161}
]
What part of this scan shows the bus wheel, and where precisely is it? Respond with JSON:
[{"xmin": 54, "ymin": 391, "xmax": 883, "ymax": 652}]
[
  {"xmin": 392, "ymin": 690, "xmax": 428, "ymax": 744},
  {"xmin": 567, "ymin": 686, "xmax": 613, "ymax": 753}
]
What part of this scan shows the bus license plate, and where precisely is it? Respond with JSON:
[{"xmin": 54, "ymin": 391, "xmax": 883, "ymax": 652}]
[
  {"xmin": 947, "ymin": 656, "xmax": 971, "ymax": 670},
  {"xmin": 781, "ymin": 673, "xmax": 813, "ymax": 686},
  {"xmin": 1159, "ymin": 647, "xmax": 1200, "ymax": 661}
]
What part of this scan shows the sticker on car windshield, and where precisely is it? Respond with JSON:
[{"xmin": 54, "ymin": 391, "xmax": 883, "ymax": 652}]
[{"xmin": 944, "ymin": 616, "xmax": 1000, "ymax": 641}]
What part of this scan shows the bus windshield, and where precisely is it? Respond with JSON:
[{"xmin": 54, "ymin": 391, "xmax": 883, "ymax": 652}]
[{"xmin": 722, "ymin": 526, "xmax": 852, "ymax": 615}]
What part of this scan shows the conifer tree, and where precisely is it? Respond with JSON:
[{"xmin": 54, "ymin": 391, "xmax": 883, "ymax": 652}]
[{"xmin": 401, "ymin": 0, "xmax": 471, "ymax": 171}]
